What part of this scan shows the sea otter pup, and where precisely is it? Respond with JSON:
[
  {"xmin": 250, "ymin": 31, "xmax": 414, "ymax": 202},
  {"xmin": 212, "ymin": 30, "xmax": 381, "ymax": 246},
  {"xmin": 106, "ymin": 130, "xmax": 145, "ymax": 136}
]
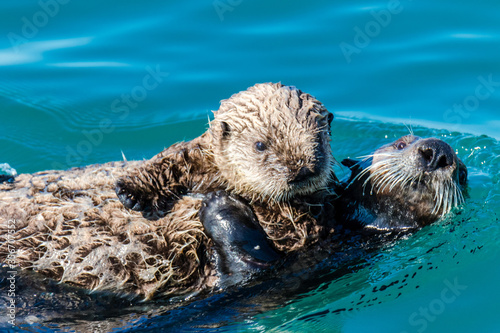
[
  {"xmin": 0, "ymin": 83, "xmax": 335, "ymax": 300},
  {"xmin": 337, "ymin": 135, "xmax": 468, "ymax": 230},
  {"xmin": 116, "ymin": 82, "xmax": 336, "ymax": 253}
]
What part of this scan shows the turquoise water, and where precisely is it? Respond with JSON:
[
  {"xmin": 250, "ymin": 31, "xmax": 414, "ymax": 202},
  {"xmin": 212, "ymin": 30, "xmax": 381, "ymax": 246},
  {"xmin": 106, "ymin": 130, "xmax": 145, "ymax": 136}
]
[{"xmin": 1, "ymin": 0, "xmax": 499, "ymax": 332}]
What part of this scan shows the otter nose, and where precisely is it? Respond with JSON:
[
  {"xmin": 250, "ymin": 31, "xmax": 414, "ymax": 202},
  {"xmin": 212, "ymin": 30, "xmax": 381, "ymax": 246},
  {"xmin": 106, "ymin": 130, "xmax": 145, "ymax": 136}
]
[
  {"xmin": 292, "ymin": 167, "xmax": 314, "ymax": 183},
  {"xmin": 417, "ymin": 139, "xmax": 455, "ymax": 171}
]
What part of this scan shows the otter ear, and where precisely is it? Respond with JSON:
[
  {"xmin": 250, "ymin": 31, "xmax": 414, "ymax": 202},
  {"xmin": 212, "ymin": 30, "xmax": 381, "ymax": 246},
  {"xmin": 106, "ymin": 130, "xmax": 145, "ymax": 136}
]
[
  {"xmin": 342, "ymin": 158, "xmax": 365, "ymax": 178},
  {"xmin": 221, "ymin": 121, "xmax": 230, "ymax": 139},
  {"xmin": 342, "ymin": 158, "xmax": 366, "ymax": 174},
  {"xmin": 327, "ymin": 112, "xmax": 334, "ymax": 125},
  {"xmin": 341, "ymin": 158, "xmax": 359, "ymax": 169},
  {"xmin": 457, "ymin": 158, "xmax": 468, "ymax": 186}
]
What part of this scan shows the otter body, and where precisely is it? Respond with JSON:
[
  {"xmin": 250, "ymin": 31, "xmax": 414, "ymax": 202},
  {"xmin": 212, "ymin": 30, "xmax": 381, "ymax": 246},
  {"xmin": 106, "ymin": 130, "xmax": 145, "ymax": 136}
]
[
  {"xmin": 0, "ymin": 161, "xmax": 212, "ymax": 299},
  {"xmin": 0, "ymin": 83, "xmax": 336, "ymax": 299}
]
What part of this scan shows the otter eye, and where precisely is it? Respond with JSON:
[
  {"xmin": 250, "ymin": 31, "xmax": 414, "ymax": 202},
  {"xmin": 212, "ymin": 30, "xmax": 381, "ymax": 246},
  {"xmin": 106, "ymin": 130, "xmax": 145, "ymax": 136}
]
[
  {"xmin": 396, "ymin": 141, "xmax": 407, "ymax": 150},
  {"xmin": 255, "ymin": 141, "xmax": 267, "ymax": 152}
]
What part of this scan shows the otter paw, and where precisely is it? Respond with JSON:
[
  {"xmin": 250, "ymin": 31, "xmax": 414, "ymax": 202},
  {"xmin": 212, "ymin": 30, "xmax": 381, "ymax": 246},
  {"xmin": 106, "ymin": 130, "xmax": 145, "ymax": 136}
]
[
  {"xmin": 200, "ymin": 191, "xmax": 250, "ymax": 222},
  {"xmin": 0, "ymin": 175, "xmax": 14, "ymax": 183},
  {"xmin": 200, "ymin": 191, "xmax": 282, "ymax": 288},
  {"xmin": 115, "ymin": 180, "xmax": 147, "ymax": 211}
]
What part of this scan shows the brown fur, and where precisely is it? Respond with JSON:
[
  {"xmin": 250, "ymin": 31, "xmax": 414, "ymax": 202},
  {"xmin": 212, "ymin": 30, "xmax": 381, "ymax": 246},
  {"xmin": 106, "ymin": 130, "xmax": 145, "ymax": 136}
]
[
  {"xmin": 0, "ymin": 83, "xmax": 335, "ymax": 299},
  {"xmin": 118, "ymin": 82, "xmax": 336, "ymax": 252},
  {"xmin": 0, "ymin": 162, "xmax": 213, "ymax": 299}
]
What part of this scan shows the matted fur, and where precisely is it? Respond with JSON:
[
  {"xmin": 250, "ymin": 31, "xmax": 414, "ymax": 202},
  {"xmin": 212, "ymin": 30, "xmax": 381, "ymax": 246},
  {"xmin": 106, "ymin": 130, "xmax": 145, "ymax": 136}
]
[{"xmin": 0, "ymin": 162, "xmax": 212, "ymax": 299}]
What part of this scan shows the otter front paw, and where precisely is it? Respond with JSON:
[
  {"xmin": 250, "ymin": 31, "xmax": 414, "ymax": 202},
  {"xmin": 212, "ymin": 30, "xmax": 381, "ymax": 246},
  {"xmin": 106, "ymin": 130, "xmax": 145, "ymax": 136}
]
[
  {"xmin": 200, "ymin": 191, "xmax": 282, "ymax": 288},
  {"xmin": 0, "ymin": 175, "xmax": 14, "ymax": 183},
  {"xmin": 115, "ymin": 179, "xmax": 148, "ymax": 211}
]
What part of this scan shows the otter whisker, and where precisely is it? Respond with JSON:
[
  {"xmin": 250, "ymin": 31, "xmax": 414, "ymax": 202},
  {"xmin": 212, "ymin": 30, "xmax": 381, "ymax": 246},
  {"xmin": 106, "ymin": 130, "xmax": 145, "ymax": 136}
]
[
  {"xmin": 450, "ymin": 181, "xmax": 463, "ymax": 211},
  {"xmin": 368, "ymin": 160, "xmax": 405, "ymax": 194},
  {"xmin": 367, "ymin": 160, "xmax": 401, "ymax": 183},
  {"xmin": 405, "ymin": 123, "xmax": 414, "ymax": 136},
  {"xmin": 355, "ymin": 154, "xmax": 376, "ymax": 161},
  {"xmin": 373, "ymin": 172, "xmax": 391, "ymax": 193},
  {"xmin": 452, "ymin": 183, "xmax": 459, "ymax": 208},
  {"xmin": 431, "ymin": 186, "xmax": 440, "ymax": 215},
  {"xmin": 352, "ymin": 163, "xmax": 373, "ymax": 183},
  {"xmin": 389, "ymin": 174, "xmax": 407, "ymax": 193},
  {"xmin": 447, "ymin": 184, "xmax": 456, "ymax": 212},
  {"xmin": 367, "ymin": 171, "xmax": 395, "ymax": 194},
  {"xmin": 418, "ymin": 173, "xmax": 423, "ymax": 185},
  {"xmin": 447, "ymin": 182, "xmax": 455, "ymax": 213},
  {"xmin": 432, "ymin": 183, "xmax": 445, "ymax": 216},
  {"xmin": 388, "ymin": 173, "xmax": 408, "ymax": 192},
  {"xmin": 450, "ymin": 186, "xmax": 457, "ymax": 211},
  {"xmin": 442, "ymin": 184, "xmax": 450, "ymax": 215},
  {"xmin": 373, "ymin": 174, "xmax": 394, "ymax": 194},
  {"xmin": 356, "ymin": 152, "xmax": 398, "ymax": 160},
  {"xmin": 446, "ymin": 182, "xmax": 457, "ymax": 214},
  {"xmin": 400, "ymin": 174, "xmax": 415, "ymax": 189},
  {"xmin": 362, "ymin": 162, "xmax": 396, "ymax": 191},
  {"xmin": 439, "ymin": 183, "xmax": 446, "ymax": 215},
  {"xmin": 343, "ymin": 156, "xmax": 376, "ymax": 188},
  {"xmin": 456, "ymin": 183, "xmax": 465, "ymax": 205},
  {"xmin": 380, "ymin": 173, "xmax": 402, "ymax": 194}
]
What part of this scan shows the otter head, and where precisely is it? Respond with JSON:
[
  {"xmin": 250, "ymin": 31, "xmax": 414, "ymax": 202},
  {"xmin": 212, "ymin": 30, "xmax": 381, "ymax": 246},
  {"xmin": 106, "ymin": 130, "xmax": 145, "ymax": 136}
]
[
  {"xmin": 209, "ymin": 82, "xmax": 334, "ymax": 203},
  {"xmin": 341, "ymin": 135, "xmax": 468, "ymax": 230}
]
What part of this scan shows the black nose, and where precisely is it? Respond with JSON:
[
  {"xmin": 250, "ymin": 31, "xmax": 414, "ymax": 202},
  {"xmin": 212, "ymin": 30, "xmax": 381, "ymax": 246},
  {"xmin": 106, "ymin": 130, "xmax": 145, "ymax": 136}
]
[
  {"xmin": 417, "ymin": 139, "xmax": 455, "ymax": 171},
  {"xmin": 292, "ymin": 167, "xmax": 314, "ymax": 183}
]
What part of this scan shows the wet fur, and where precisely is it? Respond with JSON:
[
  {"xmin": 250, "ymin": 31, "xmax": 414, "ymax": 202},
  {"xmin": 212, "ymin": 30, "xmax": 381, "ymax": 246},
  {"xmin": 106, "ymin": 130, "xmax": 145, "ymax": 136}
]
[
  {"xmin": 0, "ymin": 162, "xmax": 211, "ymax": 299},
  {"xmin": 117, "ymin": 83, "xmax": 336, "ymax": 252},
  {"xmin": 0, "ymin": 83, "xmax": 335, "ymax": 299}
]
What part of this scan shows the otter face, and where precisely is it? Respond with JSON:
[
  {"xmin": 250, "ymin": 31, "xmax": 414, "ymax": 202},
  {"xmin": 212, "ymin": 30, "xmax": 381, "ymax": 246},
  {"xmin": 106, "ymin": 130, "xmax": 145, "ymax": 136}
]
[
  {"xmin": 343, "ymin": 135, "xmax": 467, "ymax": 229},
  {"xmin": 210, "ymin": 83, "xmax": 334, "ymax": 202}
]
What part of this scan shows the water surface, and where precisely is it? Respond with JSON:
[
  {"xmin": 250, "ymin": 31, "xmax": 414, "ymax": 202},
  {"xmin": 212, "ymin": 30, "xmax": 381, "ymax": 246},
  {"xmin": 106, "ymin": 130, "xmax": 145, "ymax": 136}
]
[{"xmin": 0, "ymin": 0, "xmax": 498, "ymax": 332}]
